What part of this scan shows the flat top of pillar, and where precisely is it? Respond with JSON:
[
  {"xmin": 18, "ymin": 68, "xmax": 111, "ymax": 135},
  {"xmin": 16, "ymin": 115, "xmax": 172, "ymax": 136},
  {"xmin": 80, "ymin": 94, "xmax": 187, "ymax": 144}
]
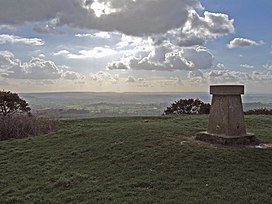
[{"xmin": 210, "ymin": 85, "xmax": 244, "ymax": 95}]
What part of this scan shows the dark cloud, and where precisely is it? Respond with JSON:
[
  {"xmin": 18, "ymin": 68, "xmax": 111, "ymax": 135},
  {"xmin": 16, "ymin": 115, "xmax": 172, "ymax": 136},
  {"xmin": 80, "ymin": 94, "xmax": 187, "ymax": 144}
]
[{"xmin": 0, "ymin": 0, "xmax": 207, "ymax": 37}]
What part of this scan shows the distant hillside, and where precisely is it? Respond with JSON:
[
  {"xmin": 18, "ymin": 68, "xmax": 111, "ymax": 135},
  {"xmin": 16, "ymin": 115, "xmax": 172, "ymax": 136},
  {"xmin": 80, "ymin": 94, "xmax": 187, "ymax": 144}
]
[
  {"xmin": 18, "ymin": 92, "xmax": 272, "ymax": 118},
  {"xmin": 20, "ymin": 92, "xmax": 212, "ymax": 106},
  {"xmin": 243, "ymin": 102, "xmax": 272, "ymax": 111}
]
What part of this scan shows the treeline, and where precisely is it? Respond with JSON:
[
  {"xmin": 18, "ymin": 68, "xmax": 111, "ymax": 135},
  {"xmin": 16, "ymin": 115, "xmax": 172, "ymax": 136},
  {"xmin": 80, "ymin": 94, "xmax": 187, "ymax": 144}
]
[
  {"xmin": 163, "ymin": 98, "xmax": 272, "ymax": 115},
  {"xmin": 244, "ymin": 108, "xmax": 272, "ymax": 115}
]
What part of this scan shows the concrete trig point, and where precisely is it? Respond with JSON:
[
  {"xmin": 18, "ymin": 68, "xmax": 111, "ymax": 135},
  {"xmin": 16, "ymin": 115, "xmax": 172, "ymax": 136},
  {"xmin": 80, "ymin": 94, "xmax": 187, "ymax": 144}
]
[{"xmin": 196, "ymin": 85, "xmax": 256, "ymax": 145}]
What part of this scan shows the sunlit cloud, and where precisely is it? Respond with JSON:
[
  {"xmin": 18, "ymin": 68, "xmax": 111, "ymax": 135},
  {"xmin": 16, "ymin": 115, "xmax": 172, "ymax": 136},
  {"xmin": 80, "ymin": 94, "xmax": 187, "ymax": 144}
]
[
  {"xmin": 0, "ymin": 34, "xmax": 44, "ymax": 46},
  {"xmin": 108, "ymin": 40, "xmax": 214, "ymax": 71},
  {"xmin": 227, "ymin": 38, "xmax": 262, "ymax": 48}
]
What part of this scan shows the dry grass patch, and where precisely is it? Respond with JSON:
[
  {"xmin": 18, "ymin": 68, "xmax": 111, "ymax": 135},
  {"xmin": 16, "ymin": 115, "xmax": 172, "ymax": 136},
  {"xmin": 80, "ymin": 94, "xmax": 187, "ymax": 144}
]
[{"xmin": 0, "ymin": 115, "xmax": 58, "ymax": 140}]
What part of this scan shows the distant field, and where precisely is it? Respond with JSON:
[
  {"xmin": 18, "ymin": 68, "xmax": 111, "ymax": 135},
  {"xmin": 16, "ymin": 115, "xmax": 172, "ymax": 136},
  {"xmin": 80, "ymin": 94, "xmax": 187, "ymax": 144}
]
[
  {"xmin": 1, "ymin": 115, "xmax": 272, "ymax": 203},
  {"xmin": 35, "ymin": 103, "xmax": 167, "ymax": 119}
]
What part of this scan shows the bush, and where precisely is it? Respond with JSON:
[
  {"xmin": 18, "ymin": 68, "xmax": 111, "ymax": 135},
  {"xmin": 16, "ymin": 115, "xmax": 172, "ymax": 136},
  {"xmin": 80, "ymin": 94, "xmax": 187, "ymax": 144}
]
[
  {"xmin": 163, "ymin": 98, "xmax": 210, "ymax": 115},
  {"xmin": 0, "ymin": 114, "xmax": 58, "ymax": 141}
]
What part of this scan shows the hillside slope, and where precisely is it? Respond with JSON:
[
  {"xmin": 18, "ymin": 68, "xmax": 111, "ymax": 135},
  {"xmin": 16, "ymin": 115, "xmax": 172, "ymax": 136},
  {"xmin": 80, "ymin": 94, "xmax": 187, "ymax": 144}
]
[{"xmin": 0, "ymin": 115, "xmax": 272, "ymax": 203}]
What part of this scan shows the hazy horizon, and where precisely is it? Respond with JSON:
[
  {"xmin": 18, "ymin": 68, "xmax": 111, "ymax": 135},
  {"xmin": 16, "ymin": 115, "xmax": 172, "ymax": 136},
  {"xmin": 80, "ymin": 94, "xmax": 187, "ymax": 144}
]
[
  {"xmin": 20, "ymin": 91, "xmax": 272, "ymax": 104},
  {"xmin": 18, "ymin": 90, "xmax": 272, "ymax": 95}
]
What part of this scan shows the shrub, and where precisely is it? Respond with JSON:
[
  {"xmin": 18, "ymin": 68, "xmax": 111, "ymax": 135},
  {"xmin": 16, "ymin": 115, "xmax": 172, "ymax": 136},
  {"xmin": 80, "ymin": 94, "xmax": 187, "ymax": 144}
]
[
  {"xmin": 0, "ymin": 90, "xmax": 58, "ymax": 141},
  {"xmin": 163, "ymin": 98, "xmax": 210, "ymax": 115},
  {"xmin": 0, "ymin": 115, "xmax": 58, "ymax": 141}
]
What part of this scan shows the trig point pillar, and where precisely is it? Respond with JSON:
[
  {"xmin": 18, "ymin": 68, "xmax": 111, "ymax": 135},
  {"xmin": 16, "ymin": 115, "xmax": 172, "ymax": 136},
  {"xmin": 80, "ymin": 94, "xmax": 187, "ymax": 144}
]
[{"xmin": 196, "ymin": 85, "xmax": 256, "ymax": 145}]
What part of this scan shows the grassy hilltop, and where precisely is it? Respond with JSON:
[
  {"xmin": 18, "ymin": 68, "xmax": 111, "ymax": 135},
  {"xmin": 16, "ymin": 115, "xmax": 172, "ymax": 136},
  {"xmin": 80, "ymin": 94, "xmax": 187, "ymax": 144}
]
[{"xmin": 0, "ymin": 115, "xmax": 272, "ymax": 203}]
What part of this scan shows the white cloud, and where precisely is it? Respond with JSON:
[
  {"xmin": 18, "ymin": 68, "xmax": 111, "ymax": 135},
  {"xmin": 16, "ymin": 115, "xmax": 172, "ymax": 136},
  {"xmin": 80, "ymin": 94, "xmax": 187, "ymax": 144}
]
[
  {"xmin": 251, "ymin": 70, "xmax": 272, "ymax": 81},
  {"xmin": 63, "ymin": 71, "xmax": 84, "ymax": 80},
  {"xmin": 116, "ymin": 34, "xmax": 143, "ymax": 49},
  {"xmin": 161, "ymin": 10, "xmax": 234, "ymax": 48},
  {"xmin": 207, "ymin": 70, "xmax": 252, "ymax": 83},
  {"xmin": 187, "ymin": 69, "xmax": 204, "ymax": 78},
  {"xmin": 216, "ymin": 63, "xmax": 226, "ymax": 69},
  {"xmin": 75, "ymin": 32, "xmax": 111, "ymax": 39},
  {"xmin": 38, "ymin": 54, "xmax": 45, "ymax": 58},
  {"xmin": 108, "ymin": 40, "xmax": 213, "ymax": 71},
  {"xmin": 125, "ymin": 76, "xmax": 136, "ymax": 83},
  {"xmin": 53, "ymin": 47, "xmax": 117, "ymax": 59},
  {"xmin": 202, "ymin": 11, "xmax": 235, "ymax": 34},
  {"xmin": 93, "ymin": 32, "xmax": 111, "ymax": 39},
  {"xmin": 187, "ymin": 69, "xmax": 241, "ymax": 84},
  {"xmin": 186, "ymin": 69, "xmax": 272, "ymax": 85},
  {"xmin": 90, "ymin": 71, "xmax": 119, "ymax": 84},
  {"xmin": 263, "ymin": 64, "xmax": 272, "ymax": 71},
  {"xmin": 227, "ymin": 38, "xmax": 260, "ymax": 48},
  {"xmin": 0, "ymin": 51, "xmax": 81, "ymax": 80},
  {"xmin": 107, "ymin": 61, "xmax": 128, "ymax": 70},
  {"xmin": 240, "ymin": 64, "xmax": 254, "ymax": 69},
  {"xmin": 0, "ymin": 51, "xmax": 19, "ymax": 68},
  {"xmin": 53, "ymin": 50, "xmax": 71, "ymax": 56},
  {"xmin": 2, "ymin": 57, "xmax": 62, "ymax": 80},
  {"xmin": 75, "ymin": 47, "xmax": 117, "ymax": 59},
  {"xmin": 75, "ymin": 33, "xmax": 93, "ymax": 38},
  {"xmin": 0, "ymin": 34, "xmax": 44, "ymax": 46}
]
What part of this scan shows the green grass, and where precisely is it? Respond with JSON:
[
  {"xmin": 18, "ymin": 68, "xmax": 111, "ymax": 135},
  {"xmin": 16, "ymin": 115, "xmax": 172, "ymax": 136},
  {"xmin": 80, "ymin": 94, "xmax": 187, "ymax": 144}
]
[{"xmin": 0, "ymin": 115, "xmax": 272, "ymax": 204}]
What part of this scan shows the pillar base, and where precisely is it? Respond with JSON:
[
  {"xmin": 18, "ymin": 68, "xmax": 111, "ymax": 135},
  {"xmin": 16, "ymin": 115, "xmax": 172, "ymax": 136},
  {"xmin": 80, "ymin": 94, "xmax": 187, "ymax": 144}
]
[{"xmin": 195, "ymin": 131, "xmax": 257, "ymax": 145}]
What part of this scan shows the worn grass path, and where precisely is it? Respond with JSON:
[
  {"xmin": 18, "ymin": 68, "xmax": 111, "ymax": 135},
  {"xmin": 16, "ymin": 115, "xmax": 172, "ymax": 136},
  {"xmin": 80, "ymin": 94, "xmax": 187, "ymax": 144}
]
[{"xmin": 0, "ymin": 115, "xmax": 272, "ymax": 203}]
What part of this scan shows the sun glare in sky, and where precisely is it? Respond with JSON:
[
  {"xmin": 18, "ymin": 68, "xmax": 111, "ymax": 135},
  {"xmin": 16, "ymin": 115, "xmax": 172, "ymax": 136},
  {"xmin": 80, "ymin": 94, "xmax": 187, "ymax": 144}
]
[{"xmin": 90, "ymin": 1, "xmax": 117, "ymax": 17}]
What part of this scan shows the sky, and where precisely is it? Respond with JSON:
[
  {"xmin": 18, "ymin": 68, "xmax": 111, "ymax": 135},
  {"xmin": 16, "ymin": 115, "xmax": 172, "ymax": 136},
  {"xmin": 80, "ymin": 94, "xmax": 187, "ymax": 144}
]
[{"xmin": 0, "ymin": 0, "xmax": 271, "ymax": 93}]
